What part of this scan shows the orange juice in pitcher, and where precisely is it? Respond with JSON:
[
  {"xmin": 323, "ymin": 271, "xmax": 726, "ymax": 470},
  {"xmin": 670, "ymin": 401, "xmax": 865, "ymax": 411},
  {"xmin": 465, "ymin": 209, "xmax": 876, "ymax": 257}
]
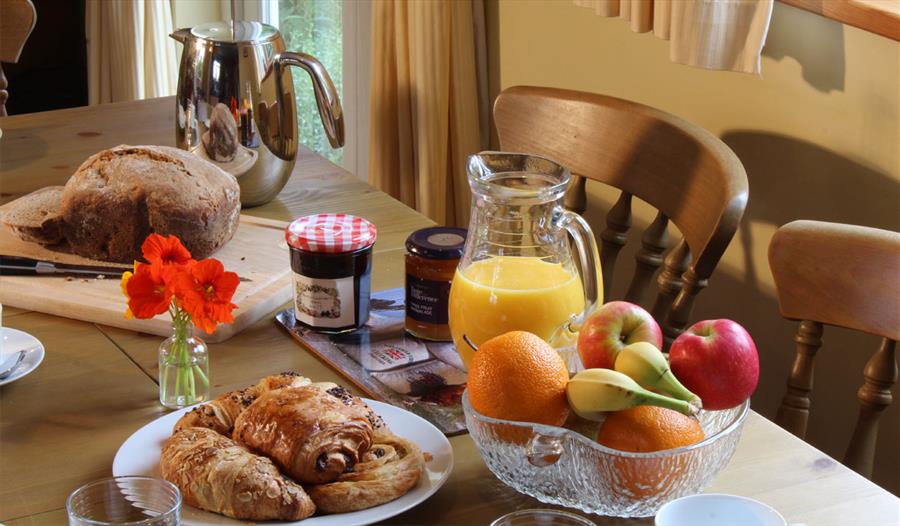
[{"xmin": 449, "ymin": 152, "xmax": 602, "ymax": 368}]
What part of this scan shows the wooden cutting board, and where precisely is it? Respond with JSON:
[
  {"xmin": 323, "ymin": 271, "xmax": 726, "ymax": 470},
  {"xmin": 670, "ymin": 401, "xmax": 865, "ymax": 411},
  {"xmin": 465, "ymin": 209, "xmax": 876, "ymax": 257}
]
[{"xmin": 0, "ymin": 213, "xmax": 292, "ymax": 343}]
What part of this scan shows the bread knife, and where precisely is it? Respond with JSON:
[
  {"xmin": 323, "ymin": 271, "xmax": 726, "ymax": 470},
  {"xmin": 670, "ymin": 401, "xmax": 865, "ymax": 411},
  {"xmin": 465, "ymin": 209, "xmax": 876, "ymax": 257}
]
[{"xmin": 0, "ymin": 255, "xmax": 128, "ymax": 278}]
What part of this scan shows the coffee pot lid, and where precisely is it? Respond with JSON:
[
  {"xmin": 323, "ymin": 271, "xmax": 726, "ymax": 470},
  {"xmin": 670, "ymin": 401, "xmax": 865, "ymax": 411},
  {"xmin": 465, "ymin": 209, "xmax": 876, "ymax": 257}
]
[{"xmin": 190, "ymin": 21, "xmax": 279, "ymax": 44}]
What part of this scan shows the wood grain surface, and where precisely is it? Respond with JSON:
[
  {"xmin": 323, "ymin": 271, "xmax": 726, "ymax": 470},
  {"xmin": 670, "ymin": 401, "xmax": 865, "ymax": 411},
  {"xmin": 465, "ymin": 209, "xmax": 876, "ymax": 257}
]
[
  {"xmin": 0, "ymin": 98, "xmax": 898, "ymax": 525},
  {"xmin": 0, "ymin": 214, "xmax": 293, "ymax": 342},
  {"xmin": 778, "ymin": 0, "xmax": 900, "ymax": 42}
]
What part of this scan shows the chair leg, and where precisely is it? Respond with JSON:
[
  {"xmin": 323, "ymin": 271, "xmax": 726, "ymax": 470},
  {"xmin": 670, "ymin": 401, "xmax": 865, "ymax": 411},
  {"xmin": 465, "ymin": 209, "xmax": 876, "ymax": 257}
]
[
  {"xmin": 775, "ymin": 320, "xmax": 823, "ymax": 439},
  {"xmin": 844, "ymin": 338, "xmax": 897, "ymax": 479}
]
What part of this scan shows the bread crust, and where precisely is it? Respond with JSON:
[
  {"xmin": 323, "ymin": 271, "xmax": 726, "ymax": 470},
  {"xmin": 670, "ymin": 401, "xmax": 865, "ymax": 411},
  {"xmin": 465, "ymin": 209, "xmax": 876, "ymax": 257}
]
[
  {"xmin": 161, "ymin": 427, "xmax": 316, "ymax": 521},
  {"xmin": 60, "ymin": 145, "xmax": 240, "ymax": 262},
  {"xmin": 1, "ymin": 186, "xmax": 65, "ymax": 245},
  {"xmin": 232, "ymin": 387, "xmax": 375, "ymax": 485}
]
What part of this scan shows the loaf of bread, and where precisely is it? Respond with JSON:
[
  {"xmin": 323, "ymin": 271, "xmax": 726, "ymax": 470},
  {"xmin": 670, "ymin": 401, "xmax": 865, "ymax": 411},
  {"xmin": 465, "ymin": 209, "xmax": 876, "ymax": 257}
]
[
  {"xmin": 59, "ymin": 145, "xmax": 240, "ymax": 262},
  {"xmin": 0, "ymin": 186, "xmax": 65, "ymax": 245}
]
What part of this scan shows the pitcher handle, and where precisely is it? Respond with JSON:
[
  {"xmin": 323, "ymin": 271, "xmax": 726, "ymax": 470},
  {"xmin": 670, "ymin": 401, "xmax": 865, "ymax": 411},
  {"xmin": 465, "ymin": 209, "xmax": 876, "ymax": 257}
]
[
  {"xmin": 550, "ymin": 209, "xmax": 602, "ymax": 347},
  {"xmin": 273, "ymin": 52, "xmax": 345, "ymax": 148}
]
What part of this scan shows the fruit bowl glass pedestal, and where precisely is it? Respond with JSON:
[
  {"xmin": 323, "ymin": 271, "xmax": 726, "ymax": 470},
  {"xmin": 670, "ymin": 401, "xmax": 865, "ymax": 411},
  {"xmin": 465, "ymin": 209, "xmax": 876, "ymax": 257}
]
[{"xmin": 462, "ymin": 391, "xmax": 749, "ymax": 518}]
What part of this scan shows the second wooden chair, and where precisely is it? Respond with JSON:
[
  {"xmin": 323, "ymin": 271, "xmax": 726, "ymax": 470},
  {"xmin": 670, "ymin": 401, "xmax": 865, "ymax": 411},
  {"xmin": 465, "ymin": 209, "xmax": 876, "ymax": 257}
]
[
  {"xmin": 494, "ymin": 86, "xmax": 748, "ymax": 346},
  {"xmin": 769, "ymin": 219, "xmax": 899, "ymax": 479}
]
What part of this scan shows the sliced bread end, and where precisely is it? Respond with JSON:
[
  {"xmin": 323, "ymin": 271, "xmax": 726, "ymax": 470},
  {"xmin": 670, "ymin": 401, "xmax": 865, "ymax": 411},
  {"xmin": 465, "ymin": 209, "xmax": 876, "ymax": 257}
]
[{"xmin": 1, "ymin": 186, "xmax": 66, "ymax": 245}]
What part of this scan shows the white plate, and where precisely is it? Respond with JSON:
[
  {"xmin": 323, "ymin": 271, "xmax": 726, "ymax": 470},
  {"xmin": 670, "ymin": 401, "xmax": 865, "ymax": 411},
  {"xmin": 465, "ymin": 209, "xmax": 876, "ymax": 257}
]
[
  {"xmin": 0, "ymin": 328, "xmax": 45, "ymax": 387},
  {"xmin": 113, "ymin": 399, "xmax": 454, "ymax": 525}
]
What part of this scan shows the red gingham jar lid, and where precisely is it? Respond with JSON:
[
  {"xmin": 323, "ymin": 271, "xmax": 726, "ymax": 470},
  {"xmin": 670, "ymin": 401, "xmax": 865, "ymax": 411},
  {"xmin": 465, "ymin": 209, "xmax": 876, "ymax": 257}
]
[{"xmin": 285, "ymin": 214, "xmax": 377, "ymax": 254}]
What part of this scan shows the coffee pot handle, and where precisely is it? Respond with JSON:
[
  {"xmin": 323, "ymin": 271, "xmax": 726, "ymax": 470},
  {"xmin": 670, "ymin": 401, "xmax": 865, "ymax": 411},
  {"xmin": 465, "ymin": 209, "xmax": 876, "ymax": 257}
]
[
  {"xmin": 550, "ymin": 209, "xmax": 602, "ymax": 347},
  {"xmin": 273, "ymin": 52, "xmax": 345, "ymax": 148}
]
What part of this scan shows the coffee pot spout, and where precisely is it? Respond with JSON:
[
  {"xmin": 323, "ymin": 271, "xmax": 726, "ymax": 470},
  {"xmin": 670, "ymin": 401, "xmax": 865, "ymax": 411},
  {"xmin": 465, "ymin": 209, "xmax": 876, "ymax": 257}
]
[{"xmin": 170, "ymin": 28, "xmax": 192, "ymax": 44}]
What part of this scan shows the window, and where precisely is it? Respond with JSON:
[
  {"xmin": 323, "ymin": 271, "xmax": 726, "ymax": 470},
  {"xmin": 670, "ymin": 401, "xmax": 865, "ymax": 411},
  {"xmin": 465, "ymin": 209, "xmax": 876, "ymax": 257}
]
[{"xmin": 238, "ymin": 0, "xmax": 370, "ymax": 176}]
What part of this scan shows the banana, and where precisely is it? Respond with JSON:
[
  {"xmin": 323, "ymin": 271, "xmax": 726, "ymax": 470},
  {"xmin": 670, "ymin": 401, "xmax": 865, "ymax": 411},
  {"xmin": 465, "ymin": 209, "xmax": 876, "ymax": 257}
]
[
  {"xmin": 566, "ymin": 368, "xmax": 698, "ymax": 420},
  {"xmin": 614, "ymin": 342, "xmax": 702, "ymax": 409}
]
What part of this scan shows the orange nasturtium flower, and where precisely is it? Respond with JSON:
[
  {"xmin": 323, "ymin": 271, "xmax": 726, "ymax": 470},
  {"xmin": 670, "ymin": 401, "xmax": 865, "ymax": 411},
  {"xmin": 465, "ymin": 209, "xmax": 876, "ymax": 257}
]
[
  {"xmin": 174, "ymin": 259, "xmax": 240, "ymax": 333},
  {"xmin": 123, "ymin": 262, "xmax": 172, "ymax": 319},
  {"xmin": 121, "ymin": 233, "xmax": 238, "ymax": 333},
  {"xmin": 141, "ymin": 234, "xmax": 194, "ymax": 267}
]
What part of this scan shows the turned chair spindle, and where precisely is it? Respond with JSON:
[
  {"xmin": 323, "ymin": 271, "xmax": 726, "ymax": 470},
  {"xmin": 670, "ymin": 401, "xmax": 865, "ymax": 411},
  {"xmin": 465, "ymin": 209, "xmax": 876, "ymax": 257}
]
[
  {"xmin": 775, "ymin": 320, "xmax": 824, "ymax": 438},
  {"xmin": 769, "ymin": 220, "xmax": 900, "ymax": 479},
  {"xmin": 624, "ymin": 211, "xmax": 670, "ymax": 305},
  {"xmin": 598, "ymin": 192, "xmax": 632, "ymax": 298},
  {"xmin": 494, "ymin": 86, "xmax": 748, "ymax": 346},
  {"xmin": 0, "ymin": 0, "xmax": 37, "ymax": 116}
]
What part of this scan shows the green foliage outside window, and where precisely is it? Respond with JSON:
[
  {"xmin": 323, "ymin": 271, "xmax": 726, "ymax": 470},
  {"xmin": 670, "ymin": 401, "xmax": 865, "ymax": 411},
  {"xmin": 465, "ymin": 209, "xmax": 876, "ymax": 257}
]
[{"xmin": 279, "ymin": 0, "xmax": 343, "ymax": 164}]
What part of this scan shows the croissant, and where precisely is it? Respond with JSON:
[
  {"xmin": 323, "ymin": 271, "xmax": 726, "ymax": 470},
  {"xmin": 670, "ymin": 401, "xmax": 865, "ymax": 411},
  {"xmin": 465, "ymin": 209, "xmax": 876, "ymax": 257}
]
[
  {"xmin": 161, "ymin": 427, "xmax": 316, "ymax": 521},
  {"xmin": 307, "ymin": 433, "xmax": 425, "ymax": 514},
  {"xmin": 233, "ymin": 386, "xmax": 375, "ymax": 484},
  {"xmin": 174, "ymin": 372, "xmax": 312, "ymax": 435}
]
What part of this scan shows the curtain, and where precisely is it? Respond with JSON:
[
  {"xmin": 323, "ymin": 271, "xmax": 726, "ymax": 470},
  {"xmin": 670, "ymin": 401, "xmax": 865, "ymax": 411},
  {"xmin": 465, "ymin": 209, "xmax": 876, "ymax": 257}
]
[
  {"xmin": 368, "ymin": 0, "xmax": 485, "ymax": 227},
  {"xmin": 574, "ymin": 0, "xmax": 774, "ymax": 74},
  {"xmin": 86, "ymin": 0, "xmax": 178, "ymax": 104}
]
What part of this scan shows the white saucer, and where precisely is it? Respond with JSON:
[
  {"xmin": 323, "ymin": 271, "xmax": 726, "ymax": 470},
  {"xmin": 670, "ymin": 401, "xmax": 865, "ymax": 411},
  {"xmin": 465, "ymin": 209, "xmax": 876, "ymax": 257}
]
[{"xmin": 0, "ymin": 327, "xmax": 45, "ymax": 387}]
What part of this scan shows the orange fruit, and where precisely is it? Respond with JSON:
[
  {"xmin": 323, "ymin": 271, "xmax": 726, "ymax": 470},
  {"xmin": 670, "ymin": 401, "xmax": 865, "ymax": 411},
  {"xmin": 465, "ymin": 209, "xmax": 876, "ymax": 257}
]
[
  {"xmin": 597, "ymin": 405, "xmax": 704, "ymax": 453},
  {"xmin": 596, "ymin": 406, "xmax": 704, "ymax": 501},
  {"xmin": 467, "ymin": 331, "xmax": 569, "ymax": 428}
]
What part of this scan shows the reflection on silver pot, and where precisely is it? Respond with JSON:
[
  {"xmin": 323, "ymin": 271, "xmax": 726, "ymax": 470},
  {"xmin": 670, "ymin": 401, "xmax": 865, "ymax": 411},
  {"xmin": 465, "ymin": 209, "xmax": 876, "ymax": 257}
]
[{"xmin": 171, "ymin": 21, "xmax": 344, "ymax": 207}]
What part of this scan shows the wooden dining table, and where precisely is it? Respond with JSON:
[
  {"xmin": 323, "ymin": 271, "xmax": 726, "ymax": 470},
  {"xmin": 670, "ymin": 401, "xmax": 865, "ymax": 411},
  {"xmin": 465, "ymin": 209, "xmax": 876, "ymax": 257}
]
[{"xmin": 0, "ymin": 97, "xmax": 897, "ymax": 526}]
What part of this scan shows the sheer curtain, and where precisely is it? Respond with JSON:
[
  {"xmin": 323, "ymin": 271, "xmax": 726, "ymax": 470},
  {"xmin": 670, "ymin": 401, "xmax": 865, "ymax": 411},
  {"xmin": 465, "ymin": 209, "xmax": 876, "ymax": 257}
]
[
  {"xmin": 368, "ymin": 0, "xmax": 486, "ymax": 227},
  {"xmin": 86, "ymin": 0, "xmax": 178, "ymax": 104},
  {"xmin": 574, "ymin": 0, "xmax": 774, "ymax": 74}
]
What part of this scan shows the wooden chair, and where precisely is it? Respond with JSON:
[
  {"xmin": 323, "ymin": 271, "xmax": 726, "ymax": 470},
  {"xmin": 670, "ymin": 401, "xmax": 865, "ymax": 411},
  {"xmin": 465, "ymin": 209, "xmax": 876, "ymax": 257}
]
[
  {"xmin": 769, "ymin": 220, "xmax": 899, "ymax": 479},
  {"xmin": 494, "ymin": 86, "xmax": 748, "ymax": 346},
  {"xmin": 0, "ymin": 0, "xmax": 37, "ymax": 116}
]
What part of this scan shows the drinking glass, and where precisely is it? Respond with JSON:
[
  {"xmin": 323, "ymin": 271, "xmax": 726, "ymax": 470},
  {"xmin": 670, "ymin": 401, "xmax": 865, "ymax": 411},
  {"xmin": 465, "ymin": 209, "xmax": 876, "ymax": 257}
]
[
  {"xmin": 491, "ymin": 509, "xmax": 597, "ymax": 526},
  {"xmin": 66, "ymin": 476, "xmax": 181, "ymax": 526}
]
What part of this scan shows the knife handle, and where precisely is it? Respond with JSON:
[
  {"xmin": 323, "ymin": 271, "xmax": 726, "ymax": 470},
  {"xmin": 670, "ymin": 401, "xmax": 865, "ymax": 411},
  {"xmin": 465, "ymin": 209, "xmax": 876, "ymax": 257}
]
[{"xmin": 0, "ymin": 256, "xmax": 40, "ymax": 276}]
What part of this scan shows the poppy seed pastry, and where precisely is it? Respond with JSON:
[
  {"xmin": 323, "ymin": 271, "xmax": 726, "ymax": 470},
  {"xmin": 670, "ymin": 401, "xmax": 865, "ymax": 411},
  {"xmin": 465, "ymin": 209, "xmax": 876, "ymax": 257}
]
[{"xmin": 60, "ymin": 145, "xmax": 240, "ymax": 263}]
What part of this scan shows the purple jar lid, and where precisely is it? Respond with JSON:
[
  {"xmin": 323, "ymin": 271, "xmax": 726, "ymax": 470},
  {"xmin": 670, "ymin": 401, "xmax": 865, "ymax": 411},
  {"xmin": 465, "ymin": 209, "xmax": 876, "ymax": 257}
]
[{"xmin": 405, "ymin": 227, "xmax": 467, "ymax": 260}]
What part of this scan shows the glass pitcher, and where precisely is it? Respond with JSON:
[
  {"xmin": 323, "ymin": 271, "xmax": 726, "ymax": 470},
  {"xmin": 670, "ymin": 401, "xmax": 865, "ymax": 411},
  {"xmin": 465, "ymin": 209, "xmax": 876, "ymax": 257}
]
[{"xmin": 449, "ymin": 152, "xmax": 602, "ymax": 368}]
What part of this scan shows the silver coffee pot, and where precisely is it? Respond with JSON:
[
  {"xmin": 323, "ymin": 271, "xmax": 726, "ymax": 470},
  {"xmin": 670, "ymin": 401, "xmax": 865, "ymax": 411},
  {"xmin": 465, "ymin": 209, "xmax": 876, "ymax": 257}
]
[{"xmin": 171, "ymin": 21, "xmax": 344, "ymax": 207}]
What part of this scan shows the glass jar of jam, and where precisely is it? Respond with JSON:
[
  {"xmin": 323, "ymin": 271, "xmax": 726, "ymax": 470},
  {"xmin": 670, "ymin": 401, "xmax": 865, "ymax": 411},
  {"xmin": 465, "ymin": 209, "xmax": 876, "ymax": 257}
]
[
  {"xmin": 405, "ymin": 227, "xmax": 466, "ymax": 341},
  {"xmin": 285, "ymin": 214, "xmax": 377, "ymax": 333}
]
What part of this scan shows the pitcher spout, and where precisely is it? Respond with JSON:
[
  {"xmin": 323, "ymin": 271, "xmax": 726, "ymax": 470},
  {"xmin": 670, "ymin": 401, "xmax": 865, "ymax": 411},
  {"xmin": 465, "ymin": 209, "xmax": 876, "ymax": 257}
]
[{"xmin": 170, "ymin": 28, "xmax": 192, "ymax": 44}]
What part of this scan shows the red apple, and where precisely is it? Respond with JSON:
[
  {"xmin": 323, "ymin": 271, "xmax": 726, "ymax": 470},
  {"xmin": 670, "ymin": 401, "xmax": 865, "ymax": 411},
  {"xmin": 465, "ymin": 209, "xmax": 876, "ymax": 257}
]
[
  {"xmin": 669, "ymin": 319, "xmax": 759, "ymax": 410},
  {"xmin": 577, "ymin": 301, "xmax": 663, "ymax": 369}
]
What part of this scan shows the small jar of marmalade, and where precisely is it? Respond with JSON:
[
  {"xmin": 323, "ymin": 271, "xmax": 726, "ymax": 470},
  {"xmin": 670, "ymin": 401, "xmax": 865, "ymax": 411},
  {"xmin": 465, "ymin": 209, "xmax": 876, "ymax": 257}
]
[
  {"xmin": 405, "ymin": 227, "xmax": 466, "ymax": 341},
  {"xmin": 285, "ymin": 214, "xmax": 377, "ymax": 333}
]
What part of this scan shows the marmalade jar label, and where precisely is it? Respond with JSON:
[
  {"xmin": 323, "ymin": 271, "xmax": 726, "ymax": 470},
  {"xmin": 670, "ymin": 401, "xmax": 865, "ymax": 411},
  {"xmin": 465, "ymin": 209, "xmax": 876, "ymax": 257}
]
[{"xmin": 405, "ymin": 274, "xmax": 451, "ymax": 325}]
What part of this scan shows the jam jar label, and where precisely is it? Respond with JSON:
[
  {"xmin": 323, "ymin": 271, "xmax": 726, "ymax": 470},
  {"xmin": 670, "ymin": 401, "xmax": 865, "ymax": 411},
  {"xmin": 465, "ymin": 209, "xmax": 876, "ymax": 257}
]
[
  {"xmin": 293, "ymin": 273, "xmax": 355, "ymax": 328},
  {"xmin": 406, "ymin": 274, "xmax": 451, "ymax": 324}
]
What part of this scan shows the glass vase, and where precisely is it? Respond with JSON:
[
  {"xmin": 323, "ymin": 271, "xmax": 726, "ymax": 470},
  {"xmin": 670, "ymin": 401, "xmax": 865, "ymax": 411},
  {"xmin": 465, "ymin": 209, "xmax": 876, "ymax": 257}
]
[{"xmin": 158, "ymin": 319, "xmax": 209, "ymax": 409}]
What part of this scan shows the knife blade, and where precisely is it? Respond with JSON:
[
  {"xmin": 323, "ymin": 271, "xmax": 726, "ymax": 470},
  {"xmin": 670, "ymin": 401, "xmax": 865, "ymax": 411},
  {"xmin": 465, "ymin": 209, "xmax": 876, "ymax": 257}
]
[{"xmin": 0, "ymin": 255, "xmax": 129, "ymax": 278}]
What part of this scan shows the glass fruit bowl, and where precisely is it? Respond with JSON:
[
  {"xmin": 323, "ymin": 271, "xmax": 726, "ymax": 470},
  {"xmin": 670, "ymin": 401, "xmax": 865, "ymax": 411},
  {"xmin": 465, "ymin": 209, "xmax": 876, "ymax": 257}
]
[{"xmin": 462, "ymin": 390, "xmax": 749, "ymax": 518}]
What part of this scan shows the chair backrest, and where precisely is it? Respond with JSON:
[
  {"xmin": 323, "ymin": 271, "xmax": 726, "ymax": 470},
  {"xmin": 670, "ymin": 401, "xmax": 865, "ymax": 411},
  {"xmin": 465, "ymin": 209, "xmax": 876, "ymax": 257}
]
[
  {"xmin": 769, "ymin": 219, "xmax": 900, "ymax": 479},
  {"xmin": 494, "ymin": 86, "xmax": 748, "ymax": 346},
  {"xmin": 0, "ymin": 0, "xmax": 37, "ymax": 116}
]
